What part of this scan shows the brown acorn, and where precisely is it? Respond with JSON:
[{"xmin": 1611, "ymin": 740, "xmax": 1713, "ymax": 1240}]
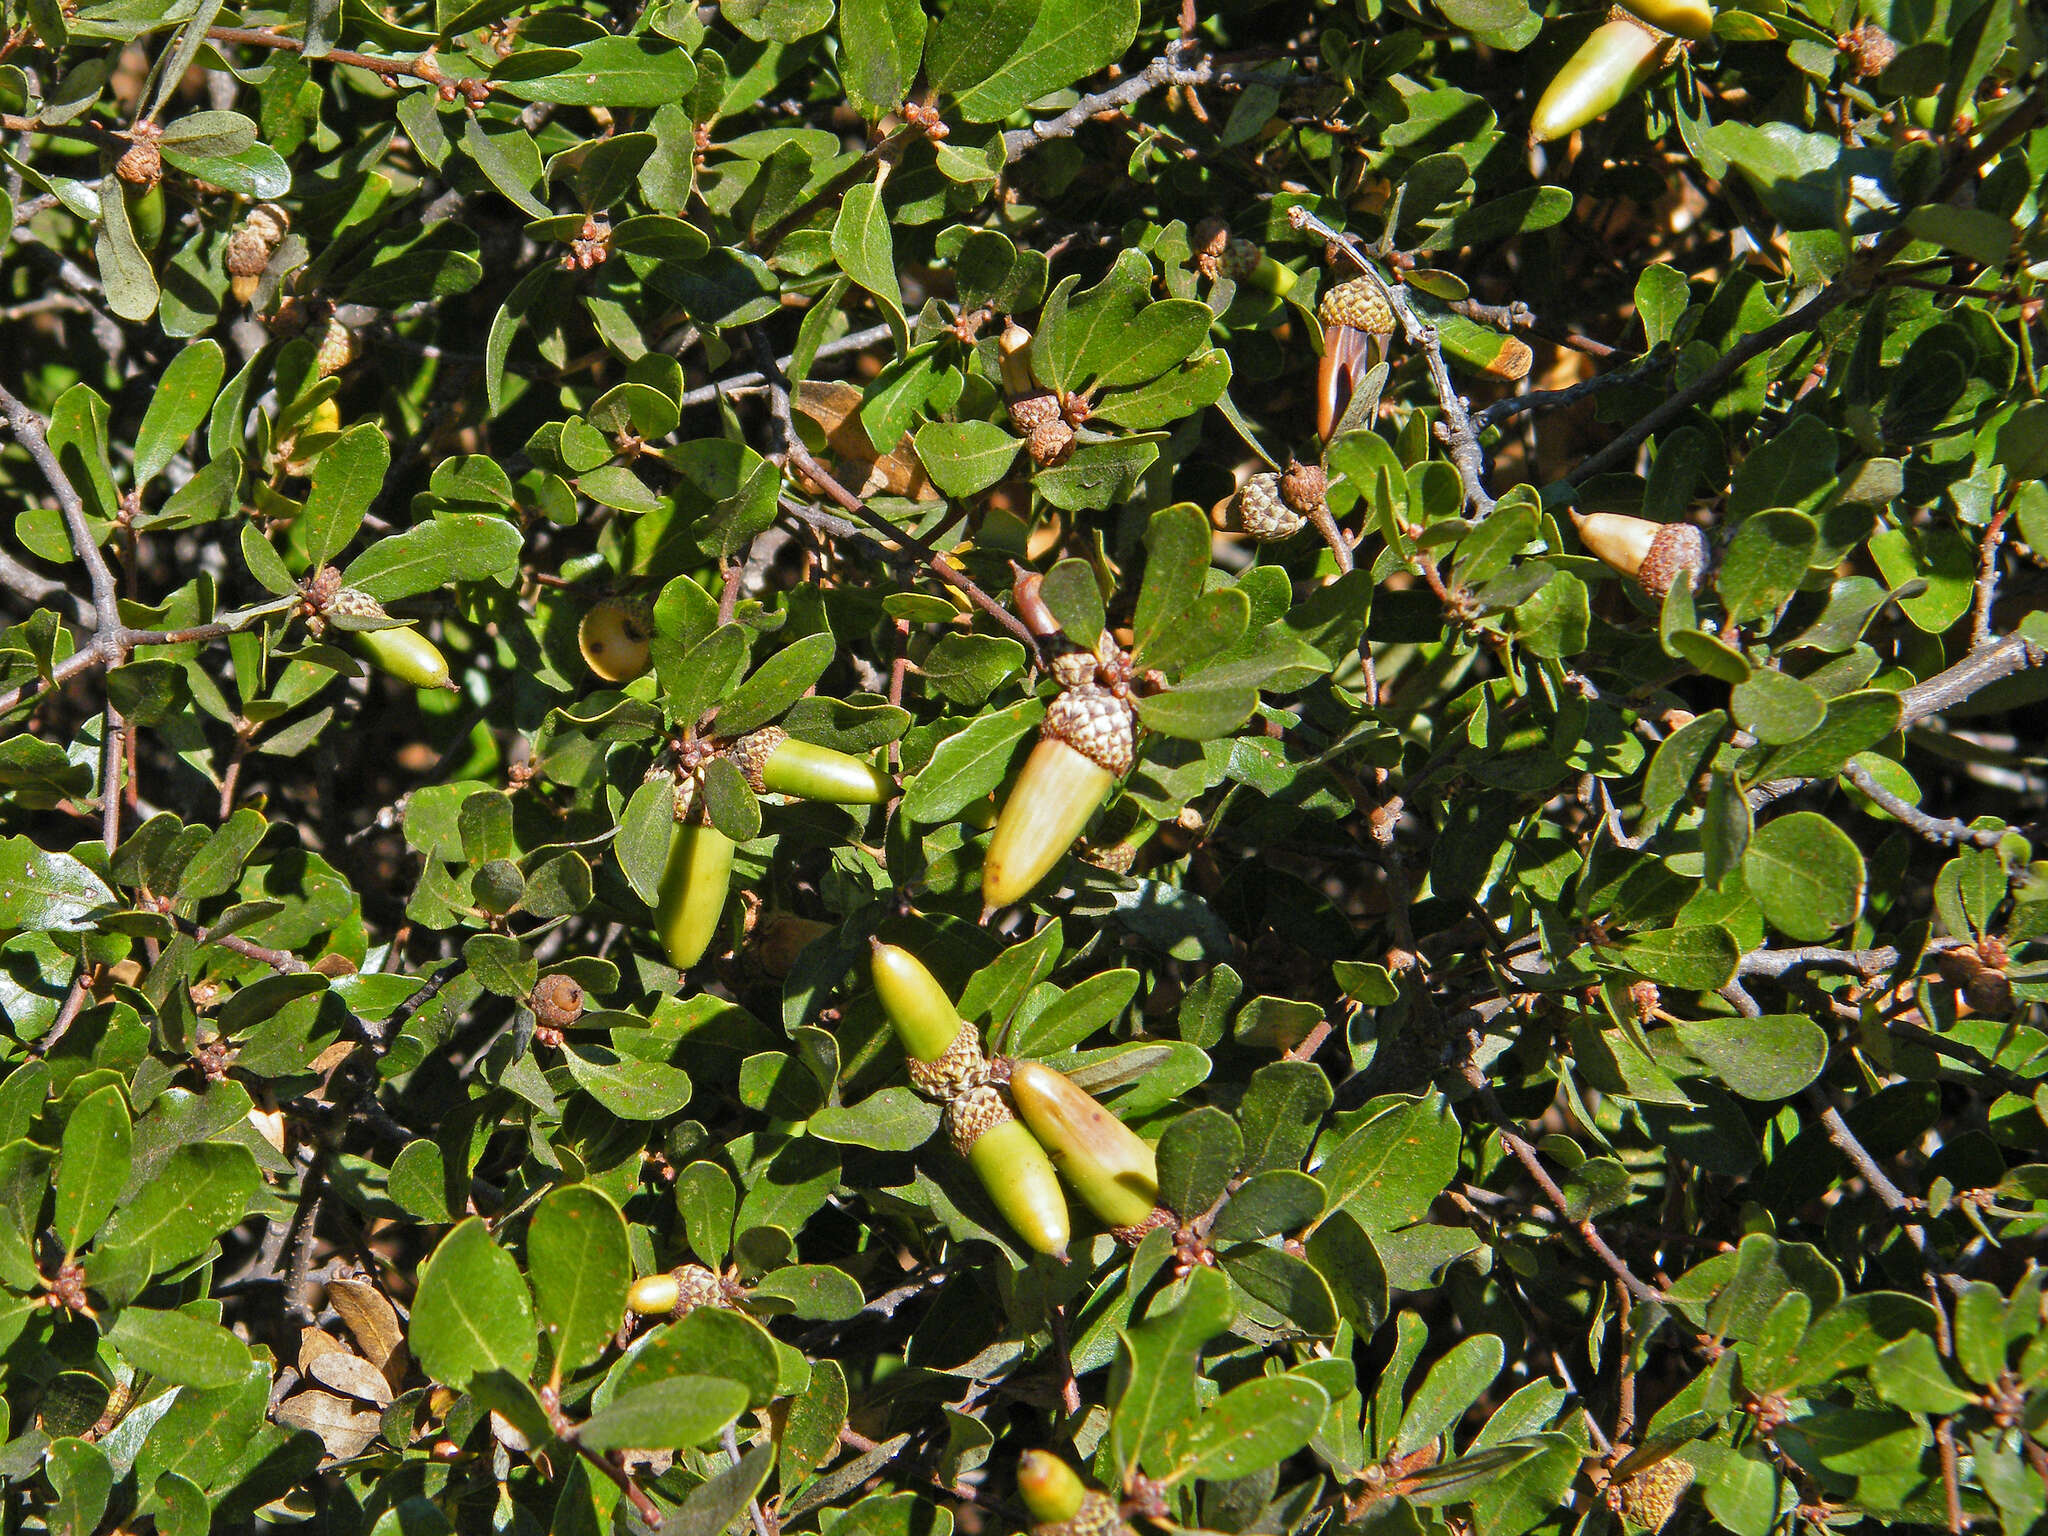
[
  {"xmin": 1029, "ymin": 417, "xmax": 1077, "ymax": 468},
  {"xmin": 983, "ymin": 686, "xmax": 1138, "ymax": 909},
  {"xmin": 315, "ymin": 316, "xmax": 358, "ymax": 379},
  {"xmin": 1610, "ymin": 1458, "xmax": 1695, "ymax": 1532},
  {"xmin": 1570, "ymin": 511, "xmax": 1710, "ymax": 598},
  {"xmin": 1221, "ymin": 473, "xmax": 1305, "ymax": 541},
  {"xmin": 530, "ymin": 973, "xmax": 585, "ymax": 1032},
  {"xmin": 1279, "ymin": 459, "xmax": 1329, "ymax": 517},
  {"xmin": 1840, "ymin": 22, "xmax": 1898, "ymax": 77}
]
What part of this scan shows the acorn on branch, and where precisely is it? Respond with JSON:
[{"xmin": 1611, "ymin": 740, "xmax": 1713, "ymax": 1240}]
[
  {"xmin": 1529, "ymin": 10, "xmax": 1679, "ymax": 145},
  {"xmin": 1317, "ymin": 275, "xmax": 1397, "ymax": 442},
  {"xmin": 1017, "ymin": 1452, "xmax": 1135, "ymax": 1536},
  {"xmin": 723, "ymin": 724, "xmax": 894, "ymax": 804},
  {"xmin": 1570, "ymin": 511, "xmax": 1710, "ymax": 598},
  {"xmin": 1617, "ymin": 0, "xmax": 1713, "ymax": 40},
  {"xmin": 982, "ymin": 685, "xmax": 1138, "ymax": 910},
  {"xmin": 1220, "ymin": 473, "xmax": 1305, "ymax": 541},
  {"xmin": 315, "ymin": 316, "xmax": 358, "ymax": 379},
  {"xmin": 654, "ymin": 784, "xmax": 735, "ymax": 972},
  {"xmin": 1839, "ymin": 22, "xmax": 1899, "ymax": 77},
  {"xmin": 226, "ymin": 202, "xmax": 290, "ymax": 304},
  {"xmin": 1607, "ymin": 1457, "xmax": 1696, "ymax": 1532},
  {"xmin": 625, "ymin": 1263, "xmax": 732, "ymax": 1318},
  {"xmin": 870, "ymin": 942, "xmax": 1071, "ymax": 1256},
  {"xmin": 1006, "ymin": 1059, "xmax": 1168, "ymax": 1235},
  {"xmin": 1001, "ymin": 321, "xmax": 1064, "ymax": 433},
  {"xmin": 578, "ymin": 596, "xmax": 653, "ymax": 683},
  {"xmin": 530, "ymin": 973, "xmax": 585, "ymax": 1036}
]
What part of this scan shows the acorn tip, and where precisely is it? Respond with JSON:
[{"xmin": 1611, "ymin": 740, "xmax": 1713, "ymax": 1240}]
[{"xmin": 980, "ymin": 904, "xmax": 998, "ymax": 925}]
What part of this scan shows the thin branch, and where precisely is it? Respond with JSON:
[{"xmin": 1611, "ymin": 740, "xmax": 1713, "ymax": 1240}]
[
  {"xmin": 1803, "ymin": 1085, "xmax": 1928, "ymax": 1255},
  {"xmin": 1472, "ymin": 349, "xmax": 1669, "ymax": 432},
  {"xmin": 203, "ymin": 25, "xmax": 493, "ymax": 102},
  {"xmin": 1289, "ymin": 207, "xmax": 1497, "ymax": 518},
  {"xmin": 677, "ymin": 324, "xmax": 895, "ymax": 409},
  {"xmin": 1841, "ymin": 760, "xmax": 2009, "ymax": 848},
  {"xmin": 1738, "ymin": 944, "xmax": 1906, "ymax": 979},
  {"xmin": 1003, "ymin": 42, "xmax": 1214, "ymax": 161},
  {"xmin": 1972, "ymin": 504, "xmax": 2011, "ymax": 645},
  {"xmin": 0, "ymin": 378, "xmax": 118, "ymax": 621},
  {"xmin": 1459, "ymin": 1061, "xmax": 1664, "ymax": 1303}
]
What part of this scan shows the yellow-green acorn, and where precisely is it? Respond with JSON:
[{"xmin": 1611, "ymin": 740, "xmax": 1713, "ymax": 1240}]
[
  {"xmin": 1570, "ymin": 511, "xmax": 1710, "ymax": 598},
  {"xmin": 351, "ymin": 624, "xmax": 456, "ymax": 691},
  {"xmin": 870, "ymin": 941, "xmax": 1070, "ymax": 1257},
  {"xmin": 1018, "ymin": 1453, "xmax": 1131, "ymax": 1536},
  {"xmin": 626, "ymin": 1264, "xmax": 728, "ymax": 1317},
  {"xmin": 1530, "ymin": 10, "xmax": 1678, "ymax": 144},
  {"xmin": 952, "ymin": 1086, "xmax": 1072, "ymax": 1259},
  {"xmin": 655, "ymin": 802, "xmax": 736, "ymax": 971},
  {"xmin": 726, "ymin": 725, "xmax": 893, "ymax": 804},
  {"xmin": 1007, "ymin": 1059, "xmax": 1163, "ymax": 1232},
  {"xmin": 983, "ymin": 686, "xmax": 1138, "ymax": 910},
  {"xmin": 578, "ymin": 597, "xmax": 653, "ymax": 683},
  {"xmin": 1618, "ymin": 0, "xmax": 1713, "ymax": 41}
]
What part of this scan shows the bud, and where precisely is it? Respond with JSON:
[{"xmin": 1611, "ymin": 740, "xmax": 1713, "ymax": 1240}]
[
  {"xmin": 727, "ymin": 725, "xmax": 893, "ymax": 804},
  {"xmin": 1529, "ymin": 11, "xmax": 1677, "ymax": 145},
  {"xmin": 983, "ymin": 687, "xmax": 1136, "ymax": 909},
  {"xmin": 1190, "ymin": 216, "xmax": 1231, "ymax": 279},
  {"xmin": 1221, "ymin": 474, "xmax": 1305, "ymax": 540},
  {"xmin": 226, "ymin": 202, "xmax": 290, "ymax": 304},
  {"xmin": 654, "ymin": 814, "xmax": 736, "ymax": 971},
  {"xmin": 953, "ymin": 1091, "xmax": 1072, "ymax": 1258},
  {"xmin": 1029, "ymin": 417, "xmax": 1076, "ymax": 468},
  {"xmin": 1006, "ymin": 1059, "xmax": 1162, "ymax": 1230},
  {"xmin": 1570, "ymin": 511, "xmax": 1709, "ymax": 597},
  {"xmin": 578, "ymin": 597, "xmax": 653, "ymax": 683},
  {"xmin": 351, "ymin": 624, "xmax": 455, "ymax": 691}
]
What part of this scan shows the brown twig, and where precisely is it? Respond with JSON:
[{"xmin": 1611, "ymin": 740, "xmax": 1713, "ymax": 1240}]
[
  {"xmin": 1002, "ymin": 42, "xmax": 1215, "ymax": 161},
  {"xmin": 1802, "ymin": 1084, "xmax": 1928, "ymax": 1256},
  {"xmin": 1973, "ymin": 505, "xmax": 2012, "ymax": 645},
  {"xmin": 203, "ymin": 25, "xmax": 493, "ymax": 102},
  {"xmin": 1840, "ymin": 760, "xmax": 2009, "ymax": 848}
]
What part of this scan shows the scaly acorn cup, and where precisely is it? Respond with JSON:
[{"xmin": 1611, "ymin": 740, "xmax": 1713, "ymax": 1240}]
[
  {"xmin": 654, "ymin": 802, "xmax": 736, "ymax": 971},
  {"xmin": 578, "ymin": 597, "xmax": 653, "ymax": 683},
  {"xmin": 1317, "ymin": 276, "xmax": 1396, "ymax": 442},
  {"xmin": 1006, "ymin": 1059, "xmax": 1164, "ymax": 1232},
  {"xmin": 1529, "ymin": 10, "xmax": 1677, "ymax": 144},
  {"xmin": 1570, "ymin": 511, "xmax": 1710, "ymax": 597},
  {"xmin": 869, "ymin": 939, "xmax": 989, "ymax": 1092},
  {"xmin": 350, "ymin": 624, "xmax": 456, "ymax": 691},
  {"xmin": 982, "ymin": 686, "xmax": 1137, "ymax": 910},
  {"xmin": 951, "ymin": 1085, "xmax": 1072, "ymax": 1258},
  {"xmin": 726, "ymin": 725, "xmax": 893, "ymax": 804},
  {"xmin": 1017, "ymin": 1453, "xmax": 1132, "ymax": 1536},
  {"xmin": 1618, "ymin": 0, "xmax": 1714, "ymax": 40}
]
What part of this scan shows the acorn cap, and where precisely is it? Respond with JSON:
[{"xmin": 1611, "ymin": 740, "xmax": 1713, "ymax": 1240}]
[
  {"xmin": 1009, "ymin": 391, "xmax": 1063, "ymax": 434},
  {"xmin": 1225, "ymin": 474, "xmax": 1305, "ymax": 541},
  {"xmin": 726, "ymin": 725, "xmax": 789, "ymax": 794},
  {"xmin": 1029, "ymin": 417, "xmax": 1076, "ymax": 467},
  {"xmin": 1613, "ymin": 1458, "xmax": 1695, "ymax": 1532},
  {"xmin": 1044, "ymin": 686, "xmax": 1137, "ymax": 777},
  {"xmin": 531, "ymin": 973, "xmax": 585, "ymax": 1031},
  {"xmin": 1571, "ymin": 511, "xmax": 1709, "ymax": 597},
  {"xmin": 1318, "ymin": 275, "xmax": 1395, "ymax": 335},
  {"xmin": 947, "ymin": 1082, "xmax": 1015, "ymax": 1157},
  {"xmin": 1049, "ymin": 650, "xmax": 1099, "ymax": 690},
  {"xmin": 1033, "ymin": 1489, "xmax": 1129, "ymax": 1536},
  {"xmin": 905, "ymin": 1021, "xmax": 993, "ymax": 1101}
]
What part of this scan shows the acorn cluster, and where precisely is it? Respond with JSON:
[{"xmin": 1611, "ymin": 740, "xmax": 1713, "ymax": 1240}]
[{"xmin": 871, "ymin": 942, "xmax": 1169, "ymax": 1258}]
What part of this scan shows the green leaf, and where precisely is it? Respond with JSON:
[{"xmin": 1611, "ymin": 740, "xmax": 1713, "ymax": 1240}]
[
  {"xmin": 1671, "ymin": 1014, "xmax": 1827, "ymax": 1099},
  {"xmin": 1139, "ymin": 589, "xmax": 1251, "ymax": 681},
  {"xmin": 46, "ymin": 1438, "xmax": 112, "ymax": 1536},
  {"xmin": 1726, "ymin": 417, "xmax": 1836, "ymax": 520},
  {"xmin": 1178, "ymin": 1376, "xmax": 1331, "ymax": 1479},
  {"xmin": 1132, "ymin": 503, "xmax": 1213, "ymax": 662},
  {"xmin": 564, "ymin": 1044, "xmax": 692, "ymax": 1120},
  {"xmin": 0, "ymin": 836, "xmax": 114, "ymax": 930},
  {"xmin": 920, "ymin": 634, "xmax": 1026, "ymax": 708},
  {"xmin": 1111, "ymin": 1265, "xmax": 1234, "ymax": 1477},
  {"xmin": 99, "ymin": 1141, "xmax": 257, "ymax": 1270},
  {"xmin": 133, "ymin": 340, "xmax": 224, "ymax": 484},
  {"xmin": 1134, "ymin": 684, "xmax": 1256, "ymax": 740},
  {"xmin": 492, "ymin": 36, "xmax": 697, "ymax": 108},
  {"xmin": 108, "ymin": 1306, "xmax": 251, "ymax": 1387},
  {"xmin": 1603, "ymin": 924, "xmax": 1740, "ymax": 991},
  {"xmin": 1750, "ymin": 689, "xmax": 1903, "ymax": 781},
  {"xmin": 662, "ymin": 624, "xmax": 751, "ymax": 729},
  {"xmin": 1397, "ymin": 1332, "xmax": 1504, "ymax": 1454},
  {"xmin": 528, "ymin": 1184, "xmax": 630, "ymax": 1377},
  {"xmin": 1730, "ymin": 667, "xmax": 1826, "ymax": 745},
  {"xmin": 902, "ymin": 699, "xmax": 1043, "ymax": 822},
  {"xmin": 340, "ymin": 511, "xmax": 523, "ymax": 602},
  {"xmin": 300, "ymin": 421, "xmax": 390, "ymax": 569},
  {"xmin": 832, "ymin": 181, "xmax": 907, "ymax": 346},
  {"xmin": 1717, "ymin": 509, "xmax": 1817, "ymax": 626},
  {"xmin": 409, "ymin": 1217, "xmax": 538, "ymax": 1388},
  {"xmin": 840, "ymin": 0, "xmax": 927, "ymax": 116},
  {"xmin": 948, "ymin": 0, "xmax": 1139, "ymax": 122},
  {"xmin": 717, "ymin": 632, "xmax": 837, "ymax": 737},
  {"xmin": 807, "ymin": 1086, "xmax": 942, "ymax": 1150},
  {"xmin": 1039, "ymin": 557, "xmax": 1104, "ymax": 645},
  {"xmin": 1156, "ymin": 1106, "xmax": 1243, "ymax": 1217},
  {"xmin": 1314, "ymin": 1094, "xmax": 1460, "ymax": 1234},
  {"xmin": 1744, "ymin": 811, "xmax": 1865, "ymax": 941},
  {"xmin": 1636, "ymin": 264, "xmax": 1689, "ymax": 349},
  {"xmin": 55, "ymin": 1083, "xmax": 130, "ymax": 1254},
  {"xmin": 580, "ymin": 1375, "xmax": 749, "ymax": 1451},
  {"xmin": 913, "ymin": 419, "xmax": 1022, "ymax": 497}
]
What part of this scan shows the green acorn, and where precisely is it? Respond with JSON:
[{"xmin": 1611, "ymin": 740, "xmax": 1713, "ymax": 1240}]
[
  {"xmin": 982, "ymin": 686, "xmax": 1138, "ymax": 910},
  {"xmin": 1006, "ymin": 1059, "xmax": 1164, "ymax": 1233},
  {"xmin": 626, "ymin": 1264, "xmax": 729, "ymax": 1318},
  {"xmin": 655, "ymin": 799, "xmax": 736, "ymax": 972},
  {"xmin": 1017, "ymin": 1453, "xmax": 1132, "ymax": 1536},
  {"xmin": 725, "ymin": 725, "xmax": 893, "ymax": 804},
  {"xmin": 350, "ymin": 624, "xmax": 456, "ymax": 691},
  {"xmin": 1618, "ymin": 0, "xmax": 1713, "ymax": 40},
  {"xmin": 1530, "ymin": 10, "xmax": 1678, "ymax": 144},
  {"xmin": 952, "ymin": 1086, "xmax": 1072, "ymax": 1259},
  {"xmin": 869, "ymin": 941, "xmax": 1071, "ymax": 1257}
]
